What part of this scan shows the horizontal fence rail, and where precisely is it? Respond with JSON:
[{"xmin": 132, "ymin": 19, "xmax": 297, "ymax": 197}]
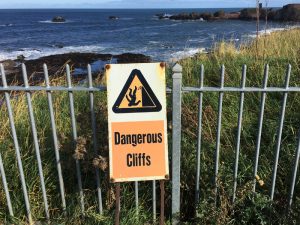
[
  {"xmin": 0, "ymin": 63, "xmax": 159, "ymax": 224},
  {"xmin": 171, "ymin": 63, "xmax": 300, "ymax": 224},
  {"xmin": 0, "ymin": 63, "xmax": 299, "ymax": 224}
]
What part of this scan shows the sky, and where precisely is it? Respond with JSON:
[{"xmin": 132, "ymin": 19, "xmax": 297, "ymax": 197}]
[{"xmin": 0, "ymin": 0, "xmax": 300, "ymax": 9}]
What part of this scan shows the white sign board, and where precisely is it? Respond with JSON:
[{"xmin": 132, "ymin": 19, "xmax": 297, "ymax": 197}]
[{"xmin": 106, "ymin": 63, "xmax": 169, "ymax": 182}]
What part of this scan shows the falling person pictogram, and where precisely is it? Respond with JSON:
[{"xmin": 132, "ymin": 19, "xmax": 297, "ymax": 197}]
[
  {"xmin": 126, "ymin": 86, "xmax": 141, "ymax": 106},
  {"xmin": 112, "ymin": 69, "xmax": 162, "ymax": 113}
]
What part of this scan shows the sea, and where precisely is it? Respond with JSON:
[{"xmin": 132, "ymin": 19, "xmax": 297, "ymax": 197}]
[{"xmin": 0, "ymin": 8, "xmax": 299, "ymax": 62}]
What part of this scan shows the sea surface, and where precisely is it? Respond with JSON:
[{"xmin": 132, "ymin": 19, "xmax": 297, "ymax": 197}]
[{"xmin": 0, "ymin": 8, "xmax": 299, "ymax": 62}]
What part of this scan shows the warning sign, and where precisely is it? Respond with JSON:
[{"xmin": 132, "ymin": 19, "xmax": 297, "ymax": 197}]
[
  {"xmin": 106, "ymin": 63, "xmax": 168, "ymax": 183},
  {"xmin": 112, "ymin": 69, "xmax": 162, "ymax": 113}
]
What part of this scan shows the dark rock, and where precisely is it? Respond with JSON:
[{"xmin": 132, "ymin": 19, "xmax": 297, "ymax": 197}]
[
  {"xmin": 0, "ymin": 52, "xmax": 151, "ymax": 85},
  {"xmin": 115, "ymin": 53, "xmax": 151, "ymax": 63},
  {"xmin": 54, "ymin": 44, "xmax": 64, "ymax": 48},
  {"xmin": 239, "ymin": 4, "xmax": 300, "ymax": 21},
  {"xmin": 275, "ymin": 4, "xmax": 300, "ymax": 21},
  {"xmin": 239, "ymin": 8, "xmax": 257, "ymax": 20},
  {"xmin": 52, "ymin": 16, "xmax": 66, "ymax": 23},
  {"xmin": 158, "ymin": 13, "xmax": 173, "ymax": 19},
  {"xmin": 214, "ymin": 10, "xmax": 225, "ymax": 18},
  {"xmin": 169, "ymin": 12, "xmax": 212, "ymax": 20},
  {"xmin": 0, "ymin": 59, "xmax": 16, "ymax": 69},
  {"xmin": 17, "ymin": 55, "xmax": 25, "ymax": 61},
  {"xmin": 109, "ymin": 16, "xmax": 119, "ymax": 20}
]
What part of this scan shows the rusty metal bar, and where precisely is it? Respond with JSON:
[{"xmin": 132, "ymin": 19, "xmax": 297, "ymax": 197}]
[
  {"xmin": 115, "ymin": 183, "xmax": 121, "ymax": 225},
  {"xmin": 160, "ymin": 180, "xmax": 165, "ymax": 225}
]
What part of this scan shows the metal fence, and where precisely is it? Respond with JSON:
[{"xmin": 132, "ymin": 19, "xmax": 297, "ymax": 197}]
[
  {"xmin": 171, "ymin": 63, "xmax": 300, "ymax": 224},
  {"xmin": 0, "ymin": 63, "xmax": 299, "ymax": 224}
]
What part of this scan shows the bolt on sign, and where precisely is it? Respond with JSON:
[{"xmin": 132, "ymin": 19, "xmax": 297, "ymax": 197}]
[{"xmin": 106, "ymin": 63, "xmax": 169, "ymax": 182}]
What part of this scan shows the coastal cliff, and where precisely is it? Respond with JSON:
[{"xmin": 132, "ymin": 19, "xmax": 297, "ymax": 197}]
[{"xmin": 159, "ymin": 4, "xmax": 300, "ymax": 22}]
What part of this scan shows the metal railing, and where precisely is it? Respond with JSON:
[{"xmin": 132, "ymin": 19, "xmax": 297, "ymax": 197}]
[
  {"xmin": 0, "ymin": 63, "xmax": 299, "ymax": 224},
  {"xmin": 0, "ymin": 63, "xmax": 108, "ymax": 224},
  {"xmin": 171, "ymin": 63, "xmax": 300, "ymax": 224},
  {"xmin": 0, "ymin": 63, "xmax": 159, "ymax": 224}
]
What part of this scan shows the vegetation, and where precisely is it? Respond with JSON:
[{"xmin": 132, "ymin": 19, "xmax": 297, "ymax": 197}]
[
  {"xmin": 0, "ymin": 29, "xmax": 300, "ymax": 224},
  {"xmin": 178, "ymin": 28, "xmax": 300, "ymax": 224}
]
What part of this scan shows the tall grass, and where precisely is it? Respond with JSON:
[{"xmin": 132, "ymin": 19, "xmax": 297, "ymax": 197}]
[
  {"xmin": 178, "ymin": 29, "xmax": 300, "ymax": 224},
  {"xmin": 0, "ymin": 29, "xmax": 300, "ymax": 224}
]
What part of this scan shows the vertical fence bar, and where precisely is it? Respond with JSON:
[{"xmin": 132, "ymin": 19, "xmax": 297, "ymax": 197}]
[
  {"xmin": 172, "ymin": 63, "xmax": 182, "ymax": 224},
  {"xmin": 0, "ymin": 64, "xmax": 32, "ymax": 223},
  {"xmin": 87, "ymin": 65, "xmax": 103, "ymax": 214},
  {"xmin": 270, "ymin": 64, "xmax": 291, "ymax": 200},
  {"xmin": 253, "ymin": 64, "xmax": 269, "ymax": 192},
  {"xmin": 43, "ymin": 64, "xmax": 66, "ymax": 212},
  {"xmin": 22, "ymin": 64, "xmax": 49, "ymax": 219},
  {"xmin": 232, "ymin": 65, "xmax": 247, "ymax": 202},
  {"xmin": 66, "ymin": 65, "xmax": 85, "ymax": 214},
  {"xmin": 288, "ymin": 129, "xmax": 300, "ymax": 208},
  {"xmin": 0, "ymin": 152, "xmax": 14, "ymax": 216},
  {"xmin": 153, "ymin": 180, "xmax": 156, "ymax": 222},
  {"xmin": 214, "ymin": 65, "xmax": 225, "ymax": 199},
  {"xmin": 195, "ymin": 64, "xmax": 204, "ymax": 206},
  {"xmin": 160, "ymin": 180, "xmax": 165, "ymax": 225},
  {"xmin": 115, "ymin": 183, "xmax": 121, "ymax": 225}
]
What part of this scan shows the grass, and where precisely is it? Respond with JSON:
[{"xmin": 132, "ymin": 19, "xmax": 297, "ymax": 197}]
[
  {"xmin": 0, "ymin": 29, "xmax": 300, "ymax": 224},
  {"xmin": 178, "ymin": 28, "xmax": 300, "ymax": 224}
]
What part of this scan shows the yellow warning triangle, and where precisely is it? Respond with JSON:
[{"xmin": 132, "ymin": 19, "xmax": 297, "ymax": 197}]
[{"xmin": 112, "ymin": 69, "xmax": 162, "ymax": 113}]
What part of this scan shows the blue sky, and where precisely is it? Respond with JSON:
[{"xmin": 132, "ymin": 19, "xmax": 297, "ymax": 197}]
[{"xmin": 0, "ymin": 0, "xmax": 299, "ymax": 9}]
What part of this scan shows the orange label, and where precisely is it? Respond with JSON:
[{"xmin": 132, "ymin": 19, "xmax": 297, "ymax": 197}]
[{"xmin": 110, "ymin": 120, "xmax": 167, "ymax": 181}]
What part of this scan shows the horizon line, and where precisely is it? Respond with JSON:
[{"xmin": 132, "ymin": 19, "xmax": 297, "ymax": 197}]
[{"xmin": 0, "ymin": 6, "xmax": 283, "ymax": 10}]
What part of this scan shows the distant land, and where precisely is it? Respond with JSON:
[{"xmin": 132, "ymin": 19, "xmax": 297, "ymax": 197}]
[{"xmin": 157, "ymin": 4, "xmax": 300, "ymax": 22}]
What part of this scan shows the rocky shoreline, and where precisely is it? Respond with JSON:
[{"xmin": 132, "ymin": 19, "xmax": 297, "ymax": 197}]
[
  {"xmin": 0, "ymin": 52, "xmax": 151, "ymax": 85},
  {"xmin": 157, "ymin": 4, "xmax": 300, "ymax": 22}
]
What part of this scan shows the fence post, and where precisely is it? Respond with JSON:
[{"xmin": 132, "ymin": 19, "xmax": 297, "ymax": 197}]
[{"xmin": 172, "ymin": 63, "xmax": 182, "ymax": 224}]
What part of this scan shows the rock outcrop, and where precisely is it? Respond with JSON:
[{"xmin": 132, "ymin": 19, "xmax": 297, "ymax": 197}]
[
  {"xmin": 52, "ymin": 16, "xmax": 66, "ymax": 23},
  {"xmin": 158, "ymin": 4, "xmax": 300, "ymax": 22},
  {"xmin": 275, "ymin": 4, "xmax": 300, "ymax": 21},
  {"xmin": 109, "ymin": 16, "xmax": 119, "ymax": 20}
]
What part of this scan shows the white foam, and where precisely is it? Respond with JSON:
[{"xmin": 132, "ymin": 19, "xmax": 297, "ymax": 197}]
[
  {"xmin": 149, "ymin": 41, "xmax": 160, "ymax": 44},
  {"xmin": 248, "ymin": 25, "xmax": 300, "ymax": 38},
  {"xmin": 0, "ymin": 45, "xmax": 106, "ymax": 61},
  {"xmin": 0, "ymin": 24, "xmax": 13, "ymax": 27},
  {"xmin": 170, "ymin": 48, "xmax": 207, "ymax": 61},
  {"xmin": 38, "ymin": 20, "xmax": 72, "ymax": 24}
]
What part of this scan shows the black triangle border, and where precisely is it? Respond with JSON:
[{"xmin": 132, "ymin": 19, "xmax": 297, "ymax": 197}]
[{"xmin": 112, "ymin": 69, "xmax": 162, "ymax": 113}]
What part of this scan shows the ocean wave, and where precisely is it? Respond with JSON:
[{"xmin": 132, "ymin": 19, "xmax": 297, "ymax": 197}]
[
  {"xmin": 119, "ymin": 17, "xmax": 134, "ymax": 21},
  {"xmin": 149, "ymin": 41, "xmax": 160, "ymax": 44},
  {"xmin": 107, "ymin": 23, "xmax": 182, "ymax": 33},
  {"xmin": 247, "ymin": 25, "xmax": 300, "ymax": 38},
  {"xmin": 171, "ymin": 48, "xmax": 207, "ymax": 60},
  {"xmin": 0, "ymin": 24, "xmax": 13, "ymax": 27},
  {"xmin": 0, "ymin": 45, "xmax": 107, "ymax": 61},
  {"xmin": 38, "ymin": 20, "xmax": 72, "ymax": 24}
]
